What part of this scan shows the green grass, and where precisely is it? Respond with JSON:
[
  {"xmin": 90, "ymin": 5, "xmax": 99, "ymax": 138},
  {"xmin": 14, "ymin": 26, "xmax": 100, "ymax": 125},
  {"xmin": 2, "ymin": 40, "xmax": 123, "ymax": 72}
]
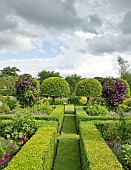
[{"xmin": 53, "ymin": 113, "xmax": 81, "ymax": 170}]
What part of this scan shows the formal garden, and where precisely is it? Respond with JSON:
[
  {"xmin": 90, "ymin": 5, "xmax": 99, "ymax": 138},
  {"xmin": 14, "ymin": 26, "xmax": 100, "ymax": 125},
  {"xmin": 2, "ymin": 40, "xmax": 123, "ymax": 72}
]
[{"xmin": 0, "ymin": 71, "xmax": 131, "ymax": 170}]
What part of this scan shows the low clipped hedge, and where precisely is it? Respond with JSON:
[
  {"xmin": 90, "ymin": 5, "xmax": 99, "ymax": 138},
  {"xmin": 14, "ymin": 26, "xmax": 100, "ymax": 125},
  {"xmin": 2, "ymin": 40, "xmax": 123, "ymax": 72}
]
[
  {"xmin": 79, "ymin": 122, "xmax": 124, "ymax": 170},
  {"xmin": 49, "ymin": 105, "xmax": 64, "ymax": 132},
  {"xmin": 5, "ymin": 123, "xmax": 58, "ymax": 170}
]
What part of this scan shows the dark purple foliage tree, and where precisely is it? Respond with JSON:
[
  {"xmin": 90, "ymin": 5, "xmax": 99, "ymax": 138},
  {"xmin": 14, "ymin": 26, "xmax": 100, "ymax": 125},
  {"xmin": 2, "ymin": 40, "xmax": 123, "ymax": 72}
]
[
  {"xmin": 15, "ymin": 74, "xmax": 40, "ymax": 107},
  {"xmin": 102, "ymin": 77, "xmax": 127, "ymax": 107}
]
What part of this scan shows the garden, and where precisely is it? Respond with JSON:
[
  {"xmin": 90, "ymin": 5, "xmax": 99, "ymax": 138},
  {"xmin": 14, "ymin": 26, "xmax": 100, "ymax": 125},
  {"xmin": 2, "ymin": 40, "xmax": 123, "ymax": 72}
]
[{"xmin": 0, "ymin": 72, "xmax": 131, "ymax": 170}]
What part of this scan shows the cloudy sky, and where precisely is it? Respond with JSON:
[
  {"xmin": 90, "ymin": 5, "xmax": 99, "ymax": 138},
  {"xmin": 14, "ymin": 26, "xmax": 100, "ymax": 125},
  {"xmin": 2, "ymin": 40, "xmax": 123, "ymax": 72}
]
[{"xmin": 0, "ymin": 0, "xmax": 131, "ymax": 78}]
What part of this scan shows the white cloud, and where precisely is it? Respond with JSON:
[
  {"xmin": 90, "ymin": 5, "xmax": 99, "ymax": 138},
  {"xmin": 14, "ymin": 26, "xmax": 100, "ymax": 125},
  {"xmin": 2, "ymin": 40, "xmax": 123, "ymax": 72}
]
[{"xmin": 0, "ymin": 0, "xmax": 131, "ymax": 78}]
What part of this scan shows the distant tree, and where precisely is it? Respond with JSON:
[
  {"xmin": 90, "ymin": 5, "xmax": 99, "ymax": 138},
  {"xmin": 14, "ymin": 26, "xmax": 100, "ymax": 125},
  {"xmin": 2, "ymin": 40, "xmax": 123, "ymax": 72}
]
[
  {"xmin": 117, "ymin": 56, "xmax": 130, "ymax": 77},
  {"xmin": 37, "ymin": 70, "xmax": 60, "ymax": 83},
  {"xmin": 41, "ymin": 77, "xmax": 70, "ymax": 103},
  {"xmin": 0, "ymin": 66, "xmax": 20, "ymax": 77},
  {"xmin": 75, "ymin": 78, "xmax": 102, "ymax": 100},
  {"xmin": 94, "ymin": 77, "xmax": 105, "ymax": 86},
  {"xmin": 122, "ymin": 73, "xmax": 131, "ymax": 90},
  {"xmin": 117, "ymin": 56, "xmax": 131, "ymax": 89},
  {"xmin": 0, "ymin": 76, "xmax": 18, "ymax": 96},
  {"xmin": 65, "ymin": 74, "xmax": 81, "ymax": 94}
]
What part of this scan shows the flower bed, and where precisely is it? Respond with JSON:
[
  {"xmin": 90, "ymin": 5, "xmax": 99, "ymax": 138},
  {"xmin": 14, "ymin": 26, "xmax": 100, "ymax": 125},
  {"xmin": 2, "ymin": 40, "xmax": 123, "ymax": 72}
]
[{"xmin": 4, "ymin": 122, "xmax": 58, "ymax": 170}]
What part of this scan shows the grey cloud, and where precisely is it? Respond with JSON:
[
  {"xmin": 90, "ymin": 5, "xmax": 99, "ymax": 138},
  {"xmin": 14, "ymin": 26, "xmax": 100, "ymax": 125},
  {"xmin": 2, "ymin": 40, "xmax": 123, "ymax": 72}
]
[
  {"xmin": 0, "ymin": 1, "xmax": 17, "ymax": 31},
  {"xmin": 119, "ymin": 11, "xmax": 131, "ymax": 34},
  {"xmin": 82, "ymin": 14, "xmax": 103, "ymax": 34},
  {"xmin": 5, "ymin": 0, "xmax": 82, "ymax": 30},
  {"xmin": 110, "ymin": 0, "xmax": 131, "ymax": 13},
  {"xmin": 87, "ymin": 34, "xmax": 131, "ymax": 54}
]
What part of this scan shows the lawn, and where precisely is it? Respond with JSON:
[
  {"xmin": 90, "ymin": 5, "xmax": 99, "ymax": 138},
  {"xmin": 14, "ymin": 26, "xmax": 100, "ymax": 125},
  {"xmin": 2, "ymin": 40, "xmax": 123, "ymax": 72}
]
[{"xmin": 53, "ymin": 112, "xmax": 81, "ymax": 170}]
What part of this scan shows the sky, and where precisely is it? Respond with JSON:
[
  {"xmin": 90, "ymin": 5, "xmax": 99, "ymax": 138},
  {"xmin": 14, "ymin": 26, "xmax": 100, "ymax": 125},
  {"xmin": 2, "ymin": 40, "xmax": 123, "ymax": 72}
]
[{"xmin": 0, "ymin": 0, "xmax": 131, "ymax": 78}]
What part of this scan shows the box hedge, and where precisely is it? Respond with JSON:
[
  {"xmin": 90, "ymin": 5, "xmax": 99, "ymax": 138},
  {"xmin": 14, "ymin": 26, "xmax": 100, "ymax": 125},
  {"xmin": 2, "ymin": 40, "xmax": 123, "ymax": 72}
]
[
  {"xmin": 79, "ymin": 122, "xmax": 124, "ymax": 170},
  {"xmin": 5, "ymin": 123, "xmax": 58, "ymax": 170}
]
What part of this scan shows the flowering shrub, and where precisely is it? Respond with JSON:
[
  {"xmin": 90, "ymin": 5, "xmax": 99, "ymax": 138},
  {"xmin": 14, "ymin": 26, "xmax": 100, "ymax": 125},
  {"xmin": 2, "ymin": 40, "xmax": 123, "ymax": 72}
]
[
  {"xmin": 15, "ymin": 74, "xmax": 40, "ymax": 107},
  {"xmin": 79, "ymin": 96, "xmax": 87, "ymax": 105},
  {"xmin": 0, "ymin": 138, "xmax": 19, "ymax": 169},
  {"xmin": 86, "ymin": 104, "xmax": 108, "ymax": 116},
  {"xmin": 102, "ymin": 77, "xmax": 127, "ymax": 107},
  {"xmin": 4, "ymin": 109, "xmax": 36, "ymax": 140}
]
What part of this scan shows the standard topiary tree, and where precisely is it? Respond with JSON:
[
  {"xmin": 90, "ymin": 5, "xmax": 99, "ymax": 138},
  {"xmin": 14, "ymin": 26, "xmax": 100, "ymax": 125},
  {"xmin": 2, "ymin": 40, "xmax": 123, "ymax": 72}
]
[
  {"xmin": 75, "ymin": 78, "xmax": 102, "ymax": 99},
  {"xmin": 41, "ymin": 77, "xmax": 70, "ymax": 103},
  {"xmin": 15, "ymin": 74, "xmax": 40, "ymax": 107}
]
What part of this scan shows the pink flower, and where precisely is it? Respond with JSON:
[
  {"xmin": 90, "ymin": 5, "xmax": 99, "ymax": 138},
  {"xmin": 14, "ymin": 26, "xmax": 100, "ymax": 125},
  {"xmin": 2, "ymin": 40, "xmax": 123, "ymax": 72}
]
[
  {"xmin": 13, "ymin": 133, "xmax": 16, "ymax": 137},
  {"xmin": 20, "ymin": 136, "xmax": 28, "ymax": 143},
  {"xmin": 4, "ymin": 153, "xmax": 10, "ymax": 159},
  {"xmin": 23, "ymin": 138, "xmax": 28, "ymax": 143},
  {"xmin": 0, "ymin": 158, "xmax": 4, "ymax": 162}
]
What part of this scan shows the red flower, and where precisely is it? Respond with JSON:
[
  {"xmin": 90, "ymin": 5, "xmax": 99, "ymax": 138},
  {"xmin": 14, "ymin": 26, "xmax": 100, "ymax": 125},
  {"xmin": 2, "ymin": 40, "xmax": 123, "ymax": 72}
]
[
  {"xmin": 0, "ymin": 158, "xmax": 4, "ymax": 162},
  {"xmin": 4, "ymin": 153, "xmax": 10, "ymax": 159},
  {"xmin": 20, "ymin": 136, "xmax": 28, "ymax": 143}
]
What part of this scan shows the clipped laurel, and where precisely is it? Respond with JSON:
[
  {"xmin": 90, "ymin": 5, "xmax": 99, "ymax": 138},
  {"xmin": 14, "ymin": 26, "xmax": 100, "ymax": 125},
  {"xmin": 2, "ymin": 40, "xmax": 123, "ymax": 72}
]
[
  {"xmin": 41, "ymin": 77, "xmax": 70, "ymax": 98},
  {"xmin": 75, "ymin": 78, "xmax": 102, "ymax": 97}
]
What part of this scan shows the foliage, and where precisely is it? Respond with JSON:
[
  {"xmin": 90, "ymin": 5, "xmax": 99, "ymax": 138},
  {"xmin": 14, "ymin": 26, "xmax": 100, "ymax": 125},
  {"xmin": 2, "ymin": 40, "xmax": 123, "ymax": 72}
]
[
  {"xmin": 102, "ymin": 77, "xmax": 127, "ymax": 108},
  {"xmin": 4, "ymin": 110, "xmax": 36, "ymax": 140},
  {"xmin": 68, "ymin": 95, "xmax": 81, "ymax": 105},
  {"xmin": 122, "ymin": 73, "xmax": 131, "ymax": 90},
  {"xmin": 79, "ymin": 96, "xmax": 87, "ymax": 105},
  {"xmin": 41, "ymin": 77, "xmax": 70, "ymax": 101},
  {"xmin": 79, "ymin": 122, "xmax": 123, "ymax": 170},
  {"xmin": 123, "ymin": 97, "xmax": 131, "ymax": 107},
  {"xmin": 5, "ymin": 97, "xmax": 19, "ymax": 110},
  {"xmin": 121, "ymin": 143, "xmax": 131, "ymax": 169},
  {"xmin": 65, "ymin": 74, "xmax": 81, "ymax": 94},
  {"xmin": 49, "ymin": 105, "xmax": 64, "ymax": 132},
  {"xmin": 54, "ymin": 97, "xmax": 68, "ymax": 105},
  {"xmin": 32, "ymin": 101, "xmax": 53, "ymax": 115},
  {"xmin": 0, "ymin": 138, "xmax": 19, "ymax": 169},
  {"xmin": 15, "ymin": 74, "xmax": 40, "ymax": 107},
  {"xmin": 0, "ymin": 103, "xmax": 11, "ymax": 114},
  {"xmin": 117, "ymin": 78, "xmax": 130, "ymax": 98},
  {"xmin": 75, "ymin": 78, "xmax": 102, "ymax": 98},
  {"xmin": 94, "ymin": 76, "xmax": 105, "ymax": 85},
  {"xmin": 86, "ymin": 103, "xmax": 108, "ymax": 116},
  {"xmin": 118, "ymin": 104, "xmax": 131, "ymax": 113},
  {"xmin": 0, "ymin": 76, "xmax": 18, "ymax": 96},
  {"xmin": 40, "ymin": 97, "xmax": 52, "ymax": 104},
  {"xmin": 37, "ymin": 70, "xmax": 60, "ymax": 83},
  {"xmin": 0, "ymin": 66, "xmax": 20, "ymax": 77},
  {"xmin": 5, "ymin": 125, "xmax": 58, "ymax": 170}
]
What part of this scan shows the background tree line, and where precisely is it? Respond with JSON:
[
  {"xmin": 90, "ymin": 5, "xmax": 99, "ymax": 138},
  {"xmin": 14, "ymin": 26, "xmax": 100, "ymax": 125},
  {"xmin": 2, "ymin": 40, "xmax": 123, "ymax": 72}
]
[{"xmin": 0, "ymin": 56, "xmax": 131, "ymax": 96}]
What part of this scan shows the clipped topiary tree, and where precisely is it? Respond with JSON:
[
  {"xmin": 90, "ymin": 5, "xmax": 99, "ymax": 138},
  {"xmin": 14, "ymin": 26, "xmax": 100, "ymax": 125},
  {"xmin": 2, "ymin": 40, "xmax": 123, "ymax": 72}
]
[
  {"xmin": 75, "ymin": 78, "xmax": 102, "ymax": 100},
  {"xmin": 41, "ymin": 77, "xmax": 70, "ymax": 103},
  {"xmin": 102, "ymin": 77, "xmax": 127, "ymax": 108},
  {"xmin": 15, "ymin": 74, "xmax": 40, "ymax": 107}
]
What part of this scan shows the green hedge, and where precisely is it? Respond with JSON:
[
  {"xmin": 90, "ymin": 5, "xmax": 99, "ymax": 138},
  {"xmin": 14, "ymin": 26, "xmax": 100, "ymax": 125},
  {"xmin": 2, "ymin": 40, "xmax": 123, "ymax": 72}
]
[
  {"xmin": 5, "ymin": 123, "xmax": 58, "ymax": 170},
  {"xmin": 49, "ymin": 105, "xmax": 64, "ymax": 132},
  {"xmin": 0, "ymin": 114, "xmax": 13, "ymax": 120},
  {"xmin": 79, "ymin": 122, "xmax": 123, "ymax": 170}
]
